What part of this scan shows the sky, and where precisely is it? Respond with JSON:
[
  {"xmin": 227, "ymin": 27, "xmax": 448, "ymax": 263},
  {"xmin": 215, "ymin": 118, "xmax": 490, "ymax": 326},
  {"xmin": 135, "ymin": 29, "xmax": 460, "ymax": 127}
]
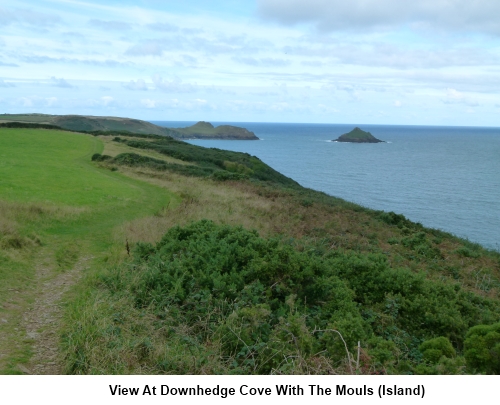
[{"xmin": 1, "ymin": 0, "xmax": 500, "ymax": 125}]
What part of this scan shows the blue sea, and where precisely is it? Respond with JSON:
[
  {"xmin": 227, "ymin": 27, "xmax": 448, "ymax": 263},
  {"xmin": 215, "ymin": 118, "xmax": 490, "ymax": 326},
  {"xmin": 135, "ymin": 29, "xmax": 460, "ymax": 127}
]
[{"xmin": 152, "ymin": 122, "xmax": 500, "ymax": 251}]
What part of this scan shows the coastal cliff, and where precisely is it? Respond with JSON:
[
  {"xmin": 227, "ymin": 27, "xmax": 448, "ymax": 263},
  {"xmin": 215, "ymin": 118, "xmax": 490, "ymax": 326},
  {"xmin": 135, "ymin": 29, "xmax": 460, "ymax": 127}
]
[{"xmin": 0, "ymin": 114, "xmax": 258, "ymax": 140}]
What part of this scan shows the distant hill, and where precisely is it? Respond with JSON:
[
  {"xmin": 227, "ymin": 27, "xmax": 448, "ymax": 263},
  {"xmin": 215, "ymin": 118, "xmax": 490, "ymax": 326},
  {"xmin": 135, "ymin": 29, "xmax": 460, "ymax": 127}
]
[
  {"xmin": 334, "ymin": 127, "xmax": 384, "ymax": 143},
  {"xmin": 173, "ymin": 121, "xmax": 258, "ymax": 140},
  {"xmin": 0, "ymin": 114, "xmax": 258, "ymax": 140}
]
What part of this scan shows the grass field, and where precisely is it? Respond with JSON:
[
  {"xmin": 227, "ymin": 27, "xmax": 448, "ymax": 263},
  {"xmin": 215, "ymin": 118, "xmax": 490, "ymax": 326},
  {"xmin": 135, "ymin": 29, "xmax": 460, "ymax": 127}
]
[{"xmin": 0, "ymin": 129, "xmax": 176, "ymax": 374}]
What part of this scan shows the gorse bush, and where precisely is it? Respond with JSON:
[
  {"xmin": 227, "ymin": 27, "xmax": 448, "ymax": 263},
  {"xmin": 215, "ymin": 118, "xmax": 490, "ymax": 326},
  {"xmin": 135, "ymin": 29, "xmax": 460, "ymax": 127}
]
[
  {"xmin": 419, "ymin": 337, "xmax": 456, "ymax": 363},
  {"xmin": 86, "ymin": 220, "xmax": 500, "ymax": 374},
  {"xmin": 103, "ymin": 220, "xmax": 361, "ymax": 373},
  {"xmin": 464, "ymin": 322, "xmax": 500, "ymax": 374}
]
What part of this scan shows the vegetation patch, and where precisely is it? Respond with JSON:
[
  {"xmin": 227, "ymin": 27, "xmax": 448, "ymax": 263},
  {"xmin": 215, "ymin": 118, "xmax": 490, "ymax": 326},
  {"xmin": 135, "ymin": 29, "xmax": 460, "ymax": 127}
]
[
  {"xmin": 111, "ymin": 137, "xmax": 298, "ymax": 187},
  {"xmin": 63, "ymin": 220, "xmax": 500, "ymax": 374}
]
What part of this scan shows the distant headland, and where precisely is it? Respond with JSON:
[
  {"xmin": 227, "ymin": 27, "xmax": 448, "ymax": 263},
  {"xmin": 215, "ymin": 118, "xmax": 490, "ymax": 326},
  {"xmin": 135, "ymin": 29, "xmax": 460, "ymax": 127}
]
[
  {"xmin": 0, "ymin": 114, "xmax": 258, "ymax": 140},
  {"xmin": 173, "ymin": 121, "xmax": 258, "ymax": 140},
  {"xmin": 333, "ymin": 127, "xmax": 384, "ymax": 143}
]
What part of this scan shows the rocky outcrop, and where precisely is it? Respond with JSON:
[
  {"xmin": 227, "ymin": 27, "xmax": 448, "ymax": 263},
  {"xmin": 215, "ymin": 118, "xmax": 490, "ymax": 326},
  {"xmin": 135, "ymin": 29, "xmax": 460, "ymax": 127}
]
[{"xmin": 334, "ymin": 127, "xmax": 384, "ymax": 143}]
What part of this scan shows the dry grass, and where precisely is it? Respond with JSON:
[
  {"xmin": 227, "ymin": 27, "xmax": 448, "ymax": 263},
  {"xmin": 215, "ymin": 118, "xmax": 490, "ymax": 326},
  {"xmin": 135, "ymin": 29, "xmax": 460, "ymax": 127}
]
[
  {"xmin": 116, "ymin": 166, "xmax": 393, "ymax": 247},
  {"xmin": 109, "ymin": 165, "xmax": 500, "ymax": 301}
]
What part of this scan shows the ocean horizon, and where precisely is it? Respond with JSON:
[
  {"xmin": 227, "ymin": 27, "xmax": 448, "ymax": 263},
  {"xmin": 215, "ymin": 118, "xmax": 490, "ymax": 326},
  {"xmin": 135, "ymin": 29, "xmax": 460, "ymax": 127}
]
[{"xmin": 152, "ymin": 121, "xmax": 500, "ymax": 251}]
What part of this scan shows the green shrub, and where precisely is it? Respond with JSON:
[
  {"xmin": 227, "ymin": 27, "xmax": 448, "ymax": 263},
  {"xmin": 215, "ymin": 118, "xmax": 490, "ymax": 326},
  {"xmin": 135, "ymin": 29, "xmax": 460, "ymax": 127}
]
[
  {"xmin": 454, "ymin": 246, "xmax": 480, "ymax": 259},
  {"xmin": 99, "ymin": 220, "xmax": 369, "ymax": 372},
  {"xmin": 377, "ymin": 211, "xmax": 408, "ymax": 227},
  {"xmin": 415, "ymin": 356, "xmax": 466, "ymax": 375},
  {"xmin": 464, "ymin": 323, "xmax": 500, "ymax": 374},
  {"xmin": 419, "ymin": 337, "xmax": 455, "ymax": 363},
  {"xmin": 91, "ymin": 153, "xmax": 112, "ymax": 162},
  {"xmin": 387, "ymin": 237, "xmax": 399, "ymax": 245},
  {"xmin": 84, "ymin": 220, "xmax": 500, "ymax": 374}
]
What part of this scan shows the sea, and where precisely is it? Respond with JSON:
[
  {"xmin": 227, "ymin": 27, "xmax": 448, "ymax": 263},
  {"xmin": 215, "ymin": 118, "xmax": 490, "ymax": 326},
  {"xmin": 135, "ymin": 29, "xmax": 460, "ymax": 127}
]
[{"xmin": 151, "ymin": 122, "xmax": 500, "ymax": 251}]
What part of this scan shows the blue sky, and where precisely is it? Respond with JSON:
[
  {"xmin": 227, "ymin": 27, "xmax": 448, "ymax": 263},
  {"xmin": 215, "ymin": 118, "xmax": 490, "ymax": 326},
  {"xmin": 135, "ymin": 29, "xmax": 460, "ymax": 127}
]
[{"xmin": 1, "ymin": 0, "xmax": 499, "ymax": 125}]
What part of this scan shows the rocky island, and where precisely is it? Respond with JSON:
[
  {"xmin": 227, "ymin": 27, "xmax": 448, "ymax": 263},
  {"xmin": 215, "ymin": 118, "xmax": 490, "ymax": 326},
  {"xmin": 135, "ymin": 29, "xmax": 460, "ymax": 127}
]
[
  {"xmin": 174, "ymin": 121, "xmax": 259, "ymax": 140},
  {"xmin": 333, "ymin": 127, "xmax": 384, "ymax": 143}
]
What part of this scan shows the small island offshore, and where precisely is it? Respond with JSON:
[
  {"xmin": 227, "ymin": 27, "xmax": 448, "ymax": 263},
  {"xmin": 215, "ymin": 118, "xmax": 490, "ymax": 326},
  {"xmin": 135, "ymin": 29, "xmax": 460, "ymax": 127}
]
[{"xmin": 334, "ymin": 127, "xmax": 384, "ymax": 143}]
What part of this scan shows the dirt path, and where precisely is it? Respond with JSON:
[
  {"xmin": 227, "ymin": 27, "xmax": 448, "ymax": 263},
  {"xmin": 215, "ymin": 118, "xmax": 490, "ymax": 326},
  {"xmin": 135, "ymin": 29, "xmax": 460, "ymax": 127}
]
[{"xmin": 19, "ymin": 254, "xmax": 92, "ymax": 375}]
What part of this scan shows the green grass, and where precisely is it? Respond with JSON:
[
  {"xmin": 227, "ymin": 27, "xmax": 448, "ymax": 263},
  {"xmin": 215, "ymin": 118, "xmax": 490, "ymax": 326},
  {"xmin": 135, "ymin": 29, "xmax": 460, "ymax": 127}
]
[{"xmin": 0, "ymin": 128, "xmax": 177, "ymax": 373}]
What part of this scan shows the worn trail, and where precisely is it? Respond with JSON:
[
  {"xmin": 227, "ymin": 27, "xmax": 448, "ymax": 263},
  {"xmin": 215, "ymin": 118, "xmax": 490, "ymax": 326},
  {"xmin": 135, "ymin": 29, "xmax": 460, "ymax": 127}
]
[{"xmin": 20, "ymin": 254, "xmax": 92, "ymax": 375}]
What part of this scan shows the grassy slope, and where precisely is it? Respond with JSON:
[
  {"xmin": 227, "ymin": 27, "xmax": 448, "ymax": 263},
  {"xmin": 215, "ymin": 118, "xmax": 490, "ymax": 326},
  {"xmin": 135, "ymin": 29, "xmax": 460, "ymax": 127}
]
[
  {"xmin": 0, "ymin": 115, "xmax": 256, "ymax": 140},
  {"xmin": 0, "ymin": 129, "xmax": 176, "ymax": 373},
  {"xmin": 62, "ymin": 135, "xmax": 500, "ymax": 375},
  {"xmin": 0, "ymin": 114, "xmax": 180, "ymax": 137}
]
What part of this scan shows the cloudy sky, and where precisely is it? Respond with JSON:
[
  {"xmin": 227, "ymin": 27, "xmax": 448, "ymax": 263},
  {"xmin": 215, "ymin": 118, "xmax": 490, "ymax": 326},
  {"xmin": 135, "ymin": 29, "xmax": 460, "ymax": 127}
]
[{"xmin": 1, "ymin": 0, "xmax": 499, "ymax": 125}]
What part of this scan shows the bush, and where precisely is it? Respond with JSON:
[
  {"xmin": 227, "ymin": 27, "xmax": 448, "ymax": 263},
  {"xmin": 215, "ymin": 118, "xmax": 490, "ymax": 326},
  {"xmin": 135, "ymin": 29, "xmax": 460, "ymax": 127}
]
[
  {"xmin": 82, "ymin": 220, "xmax": 500, "ymax": 374},
  {"xmin": 464, "ymin": 323, "xmax": 500, "ymax": 374},
  {"xmin": 100, "ymin": 220, "xmax": 367, "ymax": 373},
  {"xmin": 378, "ymin": 211, "xmax": 408, "ymax": 227},
  {"xmin": 419, "ymin": 337, "xmax": 455, "ymax": 363},
  {"xmin": 91, "ymin": 153, "xmax": 112, "ymax": 162},
  {"xmin": 454, "ymin": 246, "xmax": 480, "ymax": 259}
]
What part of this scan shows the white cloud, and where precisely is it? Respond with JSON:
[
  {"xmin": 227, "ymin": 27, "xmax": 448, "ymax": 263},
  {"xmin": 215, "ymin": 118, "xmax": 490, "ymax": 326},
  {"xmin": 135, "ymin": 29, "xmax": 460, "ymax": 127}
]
[
  {"xmin": 140, "ymin": 98, "xmax": 157, "ymax": 108},
  {"xmin": 447, "ymin": 88, "xmax": 464, "ymax": 101},
  {"xmin": 317, "ymin": 103, "xmax": 339, "ymax": 114},
  {"xmin": 394, "ymin": 100, "xmax": 402, "ymax": 107},
  {"xmin": 14, "ymin": 95, "xmax": 60, "ymax": 108},
  {"xmin": 125, "ymin": 31, "xmax": 266, "ymax": 58},
  {"xmin": 45, "ymin": 97, "xmax": 58, "ymax": 106},
  {"xmin": 124, "ymin": 79, "xmax": 148, "ymax": 91},
  {"xmin": 50, "ymin": 76, "xmax": 73, "ymax": 88},
  {"xmin": 444, "ymin": 88, "xmax": 479, "ymax": 107},
  {"xmin": 125, "ymin": 40, "xmax": 169, "ymax": 56},
  {"xmin": 283, "ymin": 40, "xmax": 500, "ymax": 70},
  {"xmin": 18, "ymin": 54, "xmax": 126, "ymax": 67},
  {"xmin": 257, "ymin": 0, "xmax": 500, "ymax": 35},
  {"xmin": 0, "ymin": 62, "xmax": 19, "ymax": 67},
  {"xmin": 146, "ymin": 23, "xmax": 178, "ymax": 32},
  {"xmin": 233, "ymin": 57, "xmax": 291, "ymax": 67},
  {"xmin": 101, "ymin": 96, "xmax": 114, "ymax": 106},
  {"xmin": 152, "ymin": 76, "xmax": 196, "ymax": 93},
  {"xmin": 0, "ymin": 7, "xmax": 61, "ymax": 27},
  {"xmin": 88, "ymin": 19, "xmax": 132, "ymax": 31},
  {"xmin": 0, "ymin": 79, "xmax": 15, "ymax": 87}
]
